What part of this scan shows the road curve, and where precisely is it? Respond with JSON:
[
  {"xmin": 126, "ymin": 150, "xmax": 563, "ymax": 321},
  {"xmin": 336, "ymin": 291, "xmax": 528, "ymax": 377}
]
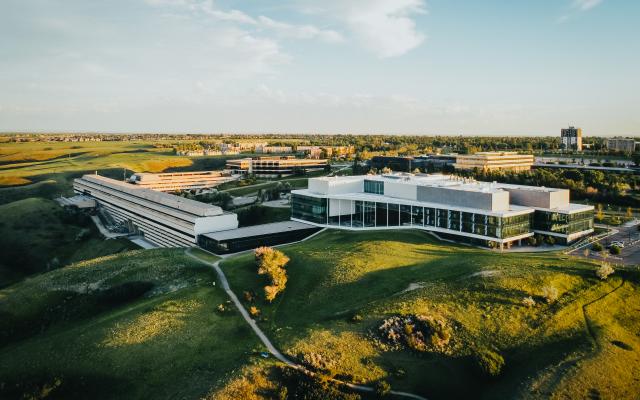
[{"xmin": 185, "ymin": 248, "xmax": 428, "ymax": 400}]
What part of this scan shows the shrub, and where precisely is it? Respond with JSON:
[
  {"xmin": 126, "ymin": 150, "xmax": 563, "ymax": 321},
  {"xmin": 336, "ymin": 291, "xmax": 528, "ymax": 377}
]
[
  {"xmin": 475, "ymin": 348, "xmax": 505, "ymax": 378},
  {"xmin": 374, "ymin": 380, "xmax": 391, "ymax": 397},
  {"xmin": 255, "ymin": 247, "xmax": 290, "ymax": 302},
  {"xmin": 350, "ymin": 313, "xmax": 363, "ymax": 323},
  {"xmin": 544, "ymin": 235, "xmax": 556, "ymax": 246},
  {"xmin": 596, "ymin": 263, "xmax": 615, "ymax": 280},
  {"xmin": 609, "ymin": 245, "xmax": 621, "ymax": 255},
  {"xmin": 591, "ymin": 242, "xmax": 604, "ymax": 252},
  {"xmin": 522, "ymin": 296, "xmax": 536, "ymax": 308},
  {"xmin": 249, "ymin": 306, "xmax": 260, "ymax": 317},
  {"xmin": 526, "ymin": 236, "xmax": 537, "ymax": 246},
  {"xmin": 541, "ymin": 286, "xmax": 559, "ymax": 303}
]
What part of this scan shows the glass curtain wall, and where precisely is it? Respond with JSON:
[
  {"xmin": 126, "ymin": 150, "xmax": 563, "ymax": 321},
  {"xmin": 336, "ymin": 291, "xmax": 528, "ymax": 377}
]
[
  {"xmin": 291, "ymin": 194, "xmax": 327, "ymax": 224},
  {"xmin": 533, "ymin": 210, "xmax": 593, "ymax": 235}
]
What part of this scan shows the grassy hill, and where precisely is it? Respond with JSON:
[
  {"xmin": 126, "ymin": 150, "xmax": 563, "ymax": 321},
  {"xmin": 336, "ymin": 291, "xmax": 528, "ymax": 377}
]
[
  {"xmin": 0, "ymin": 198, "xmax": 137, "ymax": 287},
  {"xmin": 0, "ymin": 248, "xmax": 263, "ymax": 400},
  {"xmin": 218, "ymin": 230, "xmax": 640, "ymax": 399}
]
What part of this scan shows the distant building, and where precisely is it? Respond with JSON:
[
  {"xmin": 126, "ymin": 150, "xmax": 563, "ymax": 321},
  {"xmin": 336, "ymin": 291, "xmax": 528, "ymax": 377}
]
[
  {"xmin": 561, "ymin": 126, "xmax": 583, "ymax": 151},
  {"xmin": 453, "ymin": 152, "xmax": 534, "ymax": 172},
  {"xmin": 370, "ymin": 155, "xmax": 456, "ymax": 172},
  {"xmin": 226, "ymin": 156, "xmax": 328, "ymax": 178},
  {"xmin": 297, "ymin": 145, "xmax": 355, "ymax": 159},
  {"xmin": 291, "ymin": 173, "xmax": 594, "ymax": 248},
  {"xmin": 128, "ymin": 171, "xmax": 238, "ymax": 192},
  {"xmin": 73, "ymin": 175, "xmax": 238, "ymax": 247},
  {"xmin": 606, "ymin": 137, "xmax": 638, "ymax": 153},
  {"xmin": 256, "ymin": 145, "xmax": 293, "ymax": 154}
]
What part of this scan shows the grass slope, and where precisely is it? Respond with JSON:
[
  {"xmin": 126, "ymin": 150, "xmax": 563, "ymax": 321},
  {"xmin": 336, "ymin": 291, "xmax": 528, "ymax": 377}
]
[
  {"xmin": 0, "ymin": 198, "xmax": 138, "ymax": 287},
  {"xmin": 220, "ymin": 230, "xmax": 640, "ymax": 399},
  {"xmin": 0, "ymin": 248, "xmax": 262, "ymax": 400}
]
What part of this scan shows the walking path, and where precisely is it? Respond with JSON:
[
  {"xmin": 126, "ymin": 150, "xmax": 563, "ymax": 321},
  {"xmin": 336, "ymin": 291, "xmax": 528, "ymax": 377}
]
[{"xmin": 185, "ymin": 246, "xmax": 427, "ymax": 400}]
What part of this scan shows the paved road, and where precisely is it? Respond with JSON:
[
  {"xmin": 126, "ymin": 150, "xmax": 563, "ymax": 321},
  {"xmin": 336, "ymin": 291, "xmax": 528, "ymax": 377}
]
[
  {"xmin": 185, "ymin": 247, "xmax": 427, "ymax": 400},
  {"xmin": 574, "ymin": 222, "xmax": 640, "ymax": 266}
]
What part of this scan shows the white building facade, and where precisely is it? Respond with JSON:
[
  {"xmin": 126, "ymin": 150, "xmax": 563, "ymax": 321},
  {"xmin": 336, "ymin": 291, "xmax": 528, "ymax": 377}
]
[
  {"xmin": 74, "ymin": 175, "xmax": 238, "ymax": 247},
  {"xmin": 291, "ymin": 174, "xmax": 594, "ymax": 248}
]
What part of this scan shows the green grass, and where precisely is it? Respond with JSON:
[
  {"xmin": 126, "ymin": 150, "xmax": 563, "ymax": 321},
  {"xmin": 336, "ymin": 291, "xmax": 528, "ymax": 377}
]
[
  {"xmin": 219, "ymin": 229, "xmax": 640, "ymax": 399},
  {"xmin": 0, "ymin": 198, "xmax": 138, "ymax": 287},
  {"xmin": 0, "ymin": 248, "xmax": 262, "ymax": 400}
]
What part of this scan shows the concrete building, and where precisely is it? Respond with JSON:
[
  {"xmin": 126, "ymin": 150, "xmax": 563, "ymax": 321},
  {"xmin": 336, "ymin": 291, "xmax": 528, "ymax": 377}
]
[
  {"xmin": 74, "ymin": 174, "xmax": 238, "ymax": 247},
  {"xmin": 226, "ymin": 156, "xmax": 328, "ymax": 177},
  {"xmin": 561, "ymin": 126, "xmax": 583, "ymax": 151},
  {"xmin": 454, "ymin": 152, "xmax": 534, "ymax": 172},
  {"xmin": 256, "ymin": 145, "xmax": 293, "ymax": 154},
  {"xmin": 128, "ymin": 171, "xmax": 238, "ymax": 192},
  {"xmin": 291, "ymin": 174, "xmax": 593, "ymax": 248},
  {"xmin": 371, "ymin": 155, "xmax": 456, "ymax": 172},
  {"xmin": 607, "ymin": 137, "xmax": 638, "ymax": 153}
]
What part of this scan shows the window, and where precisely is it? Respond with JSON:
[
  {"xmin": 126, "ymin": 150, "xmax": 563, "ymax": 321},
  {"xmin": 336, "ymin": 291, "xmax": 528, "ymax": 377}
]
[
  {"xmin": 291, "ymin": 194, "xmax": 327, "ymax": 224},
  {"xmin": 364, "ymin": 180, "xmax": 384, "ymax": 195}
]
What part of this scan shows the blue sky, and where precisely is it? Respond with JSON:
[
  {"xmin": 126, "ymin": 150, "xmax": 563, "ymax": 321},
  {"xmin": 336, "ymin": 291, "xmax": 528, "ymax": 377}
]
[{"xmin": 0, "ymin": 0, "xmax": 638, "ymax": 135}]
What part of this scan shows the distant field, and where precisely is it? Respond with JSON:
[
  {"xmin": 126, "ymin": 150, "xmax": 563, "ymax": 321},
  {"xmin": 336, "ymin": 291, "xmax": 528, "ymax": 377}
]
[
  {"xmin": 0, "ymin": 141, "xmax": 248, "ymax": 204},
  {"xmin": 0, "ymin": 249, "xmax": 263, "ymax": 400},
  {"xmin": 0, "ymin": 197, "xmax": 138, "ymax": 287},
  {"xmin": 219, "ymin": 230, "xmax": 640, "ymax": 399}
]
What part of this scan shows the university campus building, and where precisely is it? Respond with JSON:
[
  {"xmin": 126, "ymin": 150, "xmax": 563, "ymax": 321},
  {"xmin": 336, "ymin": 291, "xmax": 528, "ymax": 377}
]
[
  {"xmin": 127, "ymin": 171, "xmax": 238, "ymax": 192},
  {"xmin": 74, "ymin": 174, "xmax": 238, "ymax": 247},
  {"xmin": 291, "ymin": 174, "xmax": 594, "ymax": 248},
  {"xmin": 226, "ymin": 156, "xmax": 328, "ymax": 178},
  {"xmin": 561, "ymin": 126, "xmax": 583, "ymax": 151},
  {"xmin": 453, "ymin": 152, "xmax": 534, "ymax": 172}
]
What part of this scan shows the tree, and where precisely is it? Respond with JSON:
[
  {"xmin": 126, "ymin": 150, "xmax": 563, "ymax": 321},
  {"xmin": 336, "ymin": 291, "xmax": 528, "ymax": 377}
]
[
  {"xmin": 475, "ymin": 348, "xmax": 505, "ymax": 378},
  {"xmin": 255, "ymin": 247, "xmax": 290, "ymax": 302},
  {"xmin": 374, "ymin": 381, "xmax": 391, "ymax": 397},
  {"xmin": 522, "ymin": 296, "xmax": 536, "ymax": 308},
  {"xmin": 596, "ymin": 263, "xmax": 615, "ymax": 280},
  {"xmin": 609, "ymin": 245, "xmax": 621, "ymax": 255},
  {"xmin": 591, "ymin": 242, "xmax": 603, "ymax": 252},
  {"xmin": 626, "ymin": 207, "xmax": 633, "ymax": 219},
  {"xmin": 595, "ymin": 204, "xmax": 604, "ymax": 222}
]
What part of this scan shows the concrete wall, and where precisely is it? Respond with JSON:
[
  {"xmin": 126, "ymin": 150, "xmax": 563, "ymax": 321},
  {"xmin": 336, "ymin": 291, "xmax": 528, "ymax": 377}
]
[
  {"xmin": 329, "ymin": 199, "xmax": 355, "ymax": 216},
  {"xmin": 416, "ymin": 186, "xmax": 509, "ymax": 211},
  {"xmin": 308, "ymin": 178, "xmax": 363, "ymax": 195},
  {"xmin": 384, "ymin": 180, "xmax": 418, "ymax": 200},
  {"xmin": 194, "ymin": 214, "xmax": 239, "ymax": 235},
  {"xmin": 505, "ymin": 188, "xmax": 569, "ymax": 209}
]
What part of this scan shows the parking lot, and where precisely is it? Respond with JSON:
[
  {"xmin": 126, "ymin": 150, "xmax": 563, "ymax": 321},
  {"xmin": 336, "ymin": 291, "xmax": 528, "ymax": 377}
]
[{"xmin": 575, "ymin": 220, "xmax": 640, "ymax": 266}]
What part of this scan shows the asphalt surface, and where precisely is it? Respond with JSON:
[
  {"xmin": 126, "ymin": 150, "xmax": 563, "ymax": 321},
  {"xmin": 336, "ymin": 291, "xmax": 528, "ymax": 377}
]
[{"xmin": 578, "ymin": 221, "xmax": 640, "ymax": 266}]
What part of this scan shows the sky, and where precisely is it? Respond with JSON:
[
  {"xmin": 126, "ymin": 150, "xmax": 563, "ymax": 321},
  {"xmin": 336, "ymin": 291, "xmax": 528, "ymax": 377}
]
[{"xmin": 0, "ymin": 0, "xmax": 638, "ymax": 136}]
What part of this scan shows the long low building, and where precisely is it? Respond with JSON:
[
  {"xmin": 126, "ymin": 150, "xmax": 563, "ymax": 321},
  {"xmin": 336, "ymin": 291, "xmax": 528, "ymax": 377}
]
[
  {"xmin": 74, "ymin": 174, "xmax": 238, "ymax": 247},
  {"xmin": 128, "ymin": 171, "xmax": 238, "ymax": 192},
  {"xmin": 226, "ymin": 156, "xmax": 328, "ymax": 177},
  {"xmin": 454, "ymin": 152, "xmax": 534, "ymax": 172},
  {"xmin": 291, "ymin": 174, "xmax": 593, "ymax": 248}
]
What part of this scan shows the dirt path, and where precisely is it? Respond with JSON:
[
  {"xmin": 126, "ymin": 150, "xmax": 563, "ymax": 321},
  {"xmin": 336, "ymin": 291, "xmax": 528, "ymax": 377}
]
[{"xmin": 185, "ymin": 247, "xmax": 427, "ymax": 400}]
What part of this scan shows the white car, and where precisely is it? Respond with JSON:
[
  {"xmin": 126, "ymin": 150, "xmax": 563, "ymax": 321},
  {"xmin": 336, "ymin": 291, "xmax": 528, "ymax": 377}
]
[{"xmin": 610, "ymin": 241, "xmax": 625, "ymax": 248}]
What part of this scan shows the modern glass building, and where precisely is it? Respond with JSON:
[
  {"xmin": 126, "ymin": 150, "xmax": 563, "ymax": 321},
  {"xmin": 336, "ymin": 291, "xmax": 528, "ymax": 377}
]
[{"xmin": 291, "ymin": 174, "xmax": 594, "ymax": 248}]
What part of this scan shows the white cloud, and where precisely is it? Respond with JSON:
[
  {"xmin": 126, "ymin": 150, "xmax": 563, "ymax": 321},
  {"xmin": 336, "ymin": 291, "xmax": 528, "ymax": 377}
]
[
  {"xmin": 572, "ymin": 0, "xmax": 603, "ymax": 11},
  {"xmin": 257, "ymin": 16, "xmax": 343, "ymax": 43},
  {"xmin": 297, "ymin": 0, "xmax": 427, "ymax": 58}
]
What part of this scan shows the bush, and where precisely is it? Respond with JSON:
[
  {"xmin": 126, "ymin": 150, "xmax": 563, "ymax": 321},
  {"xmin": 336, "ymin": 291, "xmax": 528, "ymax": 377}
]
[
  {"xmin": 543, "ymin": 235, "xmax": 556, "ymax": 246},
  {"xmin": 249, "ymin": 306, "xmax": 260, "ymax": 317},
  {"xmin": 541, "ymin": 286, "xmax": 559, "ymax": 303},
  {"xmin": 522, "ymin": 296, "xmax": 536, "ymax": 308},
  {"xmin": 374, "ymin": 380, "xmax": 391, "ymax": 397},
  {"xmin": 596, "ymin": 263, "xmax": 615, "ymax": 280},
  {"xmin": 609, "ymin": 245, "xmax": 621, "ymax": 255},
  {"xmin": 591, "ymin": 242, "xmax": 604, "ymax": 252},
  {"xmin": 350, "ymin": 313, "xmax": 363, "ymax": 323},
  {"xmin": 475, "ymin": 348, "xmax": 505, "ymax": 378},
  {"xmin": 255, "ymin": 247, "xmax": 290, "ymax": 302}
]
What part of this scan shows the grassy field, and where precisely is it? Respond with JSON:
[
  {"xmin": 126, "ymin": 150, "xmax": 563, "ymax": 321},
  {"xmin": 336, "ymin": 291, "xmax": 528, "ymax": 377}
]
[
  {"xmin": 0, "ymin": 248, "xmax": 263, "ymax": 400},
  {"xmin": 0, "ymin": 197, "xmax": 138, "ymax": 287},
  {"xmin": 219, "ymin": 230, "xmax": 640, "ymax": 399},
  {"xmin": 0, "ymin": 141, "xmax": 248, "ymax": 204}
]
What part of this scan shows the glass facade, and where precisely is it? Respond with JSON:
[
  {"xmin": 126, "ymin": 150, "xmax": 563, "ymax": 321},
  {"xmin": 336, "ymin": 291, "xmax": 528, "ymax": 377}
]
[
  {"xmin": 291, "ymin": 194, "xmax": 327, "ymax": 224},
  {"xmin": 532, "ymin": 210, "xmax": 594, "ymax": 235},
  {"xmin": 291, "ymin": 194, "xmax": 537, "ymax": 240},
  {"xmin": 364, "ymin": 180, "xmax": 384, "ymax": 195}
]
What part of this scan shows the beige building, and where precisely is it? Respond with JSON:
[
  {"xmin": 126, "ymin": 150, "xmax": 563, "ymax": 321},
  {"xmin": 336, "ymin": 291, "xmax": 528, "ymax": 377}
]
[
  {"xmin": 453, "ymin": 152, "xmax": 534, "ymax": 172},
  {"xmin": 561, "ymin": 126, "xmax": 583, "ymax": 151},
  {"xmin": 128, "ymin": 171, "xmax": 238, "ymax": 192},
  {"xmin": 607, "ymin": 137, "xmax": 637, "ymax": 153},
  {"xmin": 226, "ymin": 156, "xmax": 327, "ymax": 177}
]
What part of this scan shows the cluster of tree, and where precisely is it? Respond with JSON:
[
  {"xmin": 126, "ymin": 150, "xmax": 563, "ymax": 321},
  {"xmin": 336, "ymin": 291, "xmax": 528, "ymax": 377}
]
[
  {"xmin": 188, "ymin": 190, "xmax": 232, "ymax": 209},
  {"xmin": 458, "ymin": 168, "xmax": 639, "ymax": 206},
  {"xmin": 255, "ymin": 247, "xmax": 290, "ymax": 302},
  {"xmin": 257, "ymin": 182, "xmax": 292, "ymax": 202}
]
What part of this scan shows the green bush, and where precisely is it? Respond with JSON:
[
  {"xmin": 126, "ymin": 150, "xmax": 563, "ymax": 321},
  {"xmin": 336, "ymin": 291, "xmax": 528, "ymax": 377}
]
[
  {"xmin": 374, "ymin": 380, "xmax": 391, "ymax": 397},
  {"xmin": 610, "ymin": 245, "xmax": 621, "ymax": 255},
  {"xmin": 591, "ymin": 242, "xmax": 604, "ymax": 252},
  {"xmin": 475, "ymin": 348, "xmax": 505, "ymax": 378}
]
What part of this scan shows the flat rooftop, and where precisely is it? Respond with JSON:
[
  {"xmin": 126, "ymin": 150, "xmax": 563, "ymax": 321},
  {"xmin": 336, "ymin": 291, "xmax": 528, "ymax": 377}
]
[
  {"xmin": 78, "ymin": 174, "xmax": 224, "ymax": 217},
  {"xmin": 313, "ymin": 173, "xmax": 565, "ymax": 194},
  {"xmin": 201, "ymin": 220, "xmax": 317, "ymax": 241}
]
